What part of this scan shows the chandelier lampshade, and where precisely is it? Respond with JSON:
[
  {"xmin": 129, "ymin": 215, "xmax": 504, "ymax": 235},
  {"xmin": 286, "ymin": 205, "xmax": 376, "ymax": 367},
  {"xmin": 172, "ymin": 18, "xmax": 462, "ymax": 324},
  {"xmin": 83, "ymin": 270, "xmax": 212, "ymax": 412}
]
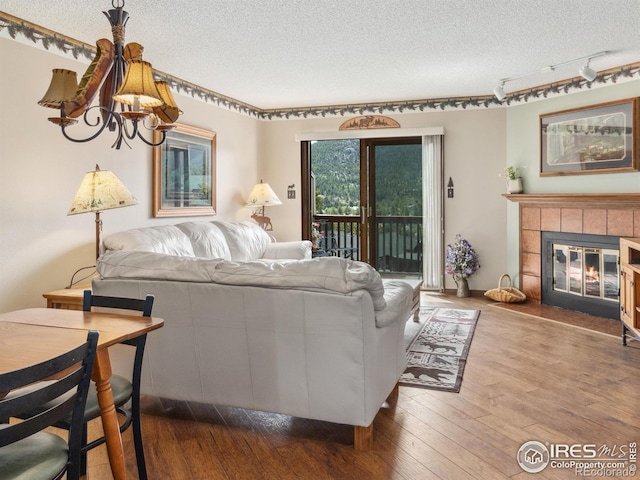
[
  {"xmin": 112, "ymin": 60, "xmax": 163, "ymax": 108},
  {"xmin": 152, "ymin": 80, "xmax": 182, "ymax": 124},
  {"xmin": 38, "ymin": 69, "xmax": 79, "ymax": 108}
]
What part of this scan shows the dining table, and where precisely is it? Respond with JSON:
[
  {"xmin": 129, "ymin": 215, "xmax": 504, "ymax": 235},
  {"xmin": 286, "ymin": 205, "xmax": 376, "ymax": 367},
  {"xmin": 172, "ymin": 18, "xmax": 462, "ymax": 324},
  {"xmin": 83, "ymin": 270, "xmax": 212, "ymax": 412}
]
[{"xmin": 0, "ymin": 307, "xmax": 164, "ymax": 480}]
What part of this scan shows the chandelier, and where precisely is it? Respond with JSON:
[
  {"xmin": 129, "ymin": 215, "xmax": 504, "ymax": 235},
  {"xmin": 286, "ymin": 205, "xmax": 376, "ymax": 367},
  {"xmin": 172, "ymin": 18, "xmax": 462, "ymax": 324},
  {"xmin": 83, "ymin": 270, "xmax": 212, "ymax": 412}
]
[{"xmin": 37, "ymin": 0, "xmax": 181, "ymax": 149}]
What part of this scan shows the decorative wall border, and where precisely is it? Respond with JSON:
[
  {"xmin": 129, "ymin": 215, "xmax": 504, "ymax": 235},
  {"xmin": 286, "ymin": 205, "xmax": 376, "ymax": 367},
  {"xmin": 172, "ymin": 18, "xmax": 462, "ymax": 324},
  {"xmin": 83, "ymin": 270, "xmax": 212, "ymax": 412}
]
[{"xmin": 2, "ymin": 12, "xmax": 639, "ymax": 121}]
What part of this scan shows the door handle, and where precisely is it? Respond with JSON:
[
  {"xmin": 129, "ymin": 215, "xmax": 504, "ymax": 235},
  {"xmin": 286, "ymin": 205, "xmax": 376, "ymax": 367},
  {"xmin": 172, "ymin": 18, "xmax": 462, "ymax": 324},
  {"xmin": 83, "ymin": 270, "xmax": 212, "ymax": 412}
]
[{"xmin": 360, "ymin": 206, "xmax": 367, "ymax": 224}]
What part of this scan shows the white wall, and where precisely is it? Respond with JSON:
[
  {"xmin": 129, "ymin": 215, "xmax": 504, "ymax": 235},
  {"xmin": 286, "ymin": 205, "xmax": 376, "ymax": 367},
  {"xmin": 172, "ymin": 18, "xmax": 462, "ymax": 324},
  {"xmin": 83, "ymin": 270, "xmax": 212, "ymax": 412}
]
[
  {"xmin": 4, "ymin": 33, "xmax": 634, "ymax": 309},
  {"xmin": 0, "ymin": 38, "xmax": 260, "ymax": 311},
  {"xmin": 505, "ymin": 80, "xmax": 640, "ymax": 279},
  {"xmin": 260, "ymin": 108, "xmax": 508, "ymax": 291}
]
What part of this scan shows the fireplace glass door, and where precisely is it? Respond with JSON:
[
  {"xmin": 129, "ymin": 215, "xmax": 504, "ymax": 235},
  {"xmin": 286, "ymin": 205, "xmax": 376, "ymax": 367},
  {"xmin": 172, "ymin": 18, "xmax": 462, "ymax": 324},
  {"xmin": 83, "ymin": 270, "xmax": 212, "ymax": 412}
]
[{"xmin": 552, "ymin": 244, "xmax": 619, "ymax": 302}]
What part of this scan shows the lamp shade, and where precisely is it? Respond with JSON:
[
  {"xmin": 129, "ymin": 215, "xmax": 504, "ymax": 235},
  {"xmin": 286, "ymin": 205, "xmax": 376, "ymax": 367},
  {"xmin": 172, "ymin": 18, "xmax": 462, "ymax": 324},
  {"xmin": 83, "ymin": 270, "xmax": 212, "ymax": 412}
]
[
  {"xmin": 68, "ymin": 165, "xmax": 138, "ymax": 215},
  {"xmin": 112, "ymin": 60, "xmax": 163, "ymax": 108},
  {"xmin": 38, "ymin": 69, "xmax": 79, "ymax": 108},
  {"xmin": 152, "ymin": 81, "xmax": 182, "ymax": 124},
  {"xmin": 245, "ymin": 181, "xmax": 282, "ymax": 208}
]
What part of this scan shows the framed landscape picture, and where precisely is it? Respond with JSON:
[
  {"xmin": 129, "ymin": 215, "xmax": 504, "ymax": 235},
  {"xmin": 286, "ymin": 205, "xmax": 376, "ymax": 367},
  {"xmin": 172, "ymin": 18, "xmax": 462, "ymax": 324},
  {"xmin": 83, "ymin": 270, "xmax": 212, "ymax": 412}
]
[
  {"xmin": 153, "ymin": 123, "xmax": 217, "ymax": 217},
  {"xmin": 540, "ymin": 98, "xmax": 639, "ymax": 176}
]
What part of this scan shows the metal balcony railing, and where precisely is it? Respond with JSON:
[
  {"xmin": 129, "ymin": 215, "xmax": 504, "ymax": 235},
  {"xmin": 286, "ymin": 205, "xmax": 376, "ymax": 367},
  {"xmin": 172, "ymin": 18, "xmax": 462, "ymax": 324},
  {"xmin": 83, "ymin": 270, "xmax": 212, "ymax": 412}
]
[{"xmin": 313, "ymin": 215, "xmax": 422, "ymax": 274}]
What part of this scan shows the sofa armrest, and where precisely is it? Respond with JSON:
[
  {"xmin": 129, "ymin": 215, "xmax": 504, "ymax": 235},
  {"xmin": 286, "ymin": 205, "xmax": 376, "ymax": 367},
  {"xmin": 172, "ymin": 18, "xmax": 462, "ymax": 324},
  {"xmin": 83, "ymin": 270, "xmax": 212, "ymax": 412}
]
[
  {"xmin": 262, "ymin": 240, "xmax": 313, "ymax": 260},
  {"xmin": 374, "ymin": 281, "xmax": 413, "ymax": 328}
]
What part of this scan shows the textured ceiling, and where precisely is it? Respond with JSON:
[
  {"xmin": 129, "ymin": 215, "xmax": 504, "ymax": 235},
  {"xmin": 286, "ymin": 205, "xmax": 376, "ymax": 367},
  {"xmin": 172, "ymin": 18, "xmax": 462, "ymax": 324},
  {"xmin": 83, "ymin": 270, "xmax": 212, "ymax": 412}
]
[{"xmin": 2, "ymin": 0, "xmax": 640, "ymax": 109}]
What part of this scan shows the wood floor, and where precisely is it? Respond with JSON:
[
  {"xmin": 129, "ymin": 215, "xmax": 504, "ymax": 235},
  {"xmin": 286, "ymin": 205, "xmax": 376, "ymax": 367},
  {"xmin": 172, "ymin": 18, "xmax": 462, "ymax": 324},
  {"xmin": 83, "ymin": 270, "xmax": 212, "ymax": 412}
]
[{"xmin": 86, "ymin": 293, "xmax": 640, "ymax": 479}]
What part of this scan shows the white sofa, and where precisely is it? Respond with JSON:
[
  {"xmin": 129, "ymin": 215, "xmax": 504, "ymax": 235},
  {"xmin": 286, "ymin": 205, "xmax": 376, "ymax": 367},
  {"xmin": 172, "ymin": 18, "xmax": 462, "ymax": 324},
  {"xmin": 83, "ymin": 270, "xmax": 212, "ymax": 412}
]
[{"xmin": 94, "ymin": 220, "xmax": 413, "ymax": 449}]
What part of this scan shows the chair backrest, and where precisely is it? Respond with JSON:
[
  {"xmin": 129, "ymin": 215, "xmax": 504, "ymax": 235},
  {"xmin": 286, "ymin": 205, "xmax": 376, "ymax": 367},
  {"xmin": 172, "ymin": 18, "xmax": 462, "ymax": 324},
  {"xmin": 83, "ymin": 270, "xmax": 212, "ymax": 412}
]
[
  {"xmin": 0, "ymin": 330, "xmax": 99, "ymax": 478},
  {"xmin": 83, "ymin": 290, "xmax": 154, "ymax": 317},
  {"xmin": 82, "ymin": 290, "xmax": 153, "ymax": 387}
]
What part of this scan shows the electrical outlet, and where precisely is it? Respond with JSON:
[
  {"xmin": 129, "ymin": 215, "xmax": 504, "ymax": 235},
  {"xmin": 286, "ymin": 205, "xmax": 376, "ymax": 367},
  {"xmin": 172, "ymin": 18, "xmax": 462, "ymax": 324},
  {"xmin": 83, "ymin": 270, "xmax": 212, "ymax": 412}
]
[{"xmin": 288, "ymin": 190, "xmax": 295, "ymax": 199}]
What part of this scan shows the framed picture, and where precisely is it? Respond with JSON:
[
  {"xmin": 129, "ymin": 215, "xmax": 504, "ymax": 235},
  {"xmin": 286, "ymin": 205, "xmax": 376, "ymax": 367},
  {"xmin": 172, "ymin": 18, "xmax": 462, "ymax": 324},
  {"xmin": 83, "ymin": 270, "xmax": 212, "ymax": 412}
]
[
  {"xmin": 540, "ymin": 98, "xmax": 639, "ymax": 176},
  {"xmin": 153, "ymin": 123, "xmax": 217, "ymax": 217}
]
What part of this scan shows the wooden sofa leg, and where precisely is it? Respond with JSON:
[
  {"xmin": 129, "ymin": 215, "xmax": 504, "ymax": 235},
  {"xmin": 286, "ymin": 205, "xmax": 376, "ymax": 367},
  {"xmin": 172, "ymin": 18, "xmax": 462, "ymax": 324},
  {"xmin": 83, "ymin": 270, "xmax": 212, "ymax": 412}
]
[{"xmin": 354, "ymin": 424, "xmax": 373, "ymax": 450}]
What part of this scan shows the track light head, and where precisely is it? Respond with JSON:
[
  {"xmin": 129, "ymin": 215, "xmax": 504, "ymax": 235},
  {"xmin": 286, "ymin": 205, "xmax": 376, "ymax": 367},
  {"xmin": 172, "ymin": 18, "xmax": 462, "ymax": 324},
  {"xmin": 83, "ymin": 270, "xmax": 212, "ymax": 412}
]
[
  {"xmin": 579, "ymin": 65, "xmax": 597, "ymax": 82},
  {"xmin": 493, "ymin": 83, "xmax": 506, "ymax": 101}
]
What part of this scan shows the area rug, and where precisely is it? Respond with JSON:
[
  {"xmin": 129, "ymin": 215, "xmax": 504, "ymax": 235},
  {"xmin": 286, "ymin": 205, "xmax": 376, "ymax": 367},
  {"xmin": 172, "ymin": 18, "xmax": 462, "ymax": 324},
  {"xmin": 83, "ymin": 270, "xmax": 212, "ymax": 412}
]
[{"xmin": 399, "ymin": 307, "xmax": 480, "ymax": 392}]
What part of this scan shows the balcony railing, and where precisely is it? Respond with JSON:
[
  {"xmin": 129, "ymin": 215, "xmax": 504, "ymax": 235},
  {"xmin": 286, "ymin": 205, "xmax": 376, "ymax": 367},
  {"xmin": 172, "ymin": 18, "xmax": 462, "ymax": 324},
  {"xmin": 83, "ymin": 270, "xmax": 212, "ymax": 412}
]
[{"xmin": 313, "ymin": 215, "xmax": 422, "ymax": 274}]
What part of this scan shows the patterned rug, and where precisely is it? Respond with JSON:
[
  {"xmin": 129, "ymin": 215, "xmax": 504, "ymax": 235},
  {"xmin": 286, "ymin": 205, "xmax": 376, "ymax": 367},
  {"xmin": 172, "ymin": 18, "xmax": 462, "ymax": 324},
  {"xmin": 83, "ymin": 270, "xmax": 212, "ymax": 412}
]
[{"xmin": 400, "ymin": 307, "xmax": 480, "ymax": 392}]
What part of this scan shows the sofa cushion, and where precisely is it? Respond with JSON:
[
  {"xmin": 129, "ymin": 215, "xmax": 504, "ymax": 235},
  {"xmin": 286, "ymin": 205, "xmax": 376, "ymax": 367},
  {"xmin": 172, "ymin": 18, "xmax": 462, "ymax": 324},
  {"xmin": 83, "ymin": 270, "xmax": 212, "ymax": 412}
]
[
  {"xmin": 212, "ymin": 257, "xmax": 387, "ymax": 310},
  {"xmin": 212, "ymin": 220, "xmax": 272, "ymax": 261},
  {"xmin": 103, "ymin": 225, "xmax": 195, "ymax": 256},
  {"xmin": 98, "ymin": 251, "xmax": 223, "ymax": 282},
  {"xmin": 176, "ymin": 221, "xmax": 232, "ymax": 259},
  {"xmin": 263, "ymin": 241, "xmax": 313, "ymax": 260}
]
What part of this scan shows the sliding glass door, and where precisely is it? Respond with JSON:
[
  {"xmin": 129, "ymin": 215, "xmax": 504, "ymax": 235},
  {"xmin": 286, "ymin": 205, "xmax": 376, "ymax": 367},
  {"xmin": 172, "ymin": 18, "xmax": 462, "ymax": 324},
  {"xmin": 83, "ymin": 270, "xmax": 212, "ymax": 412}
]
[
  {"xmin": 302, "ymin": 137, "xmax": 422, "ymax": 276},
  {"xmin": 367, "ymin": 138, "xmax": 422, "ymax": 274}
]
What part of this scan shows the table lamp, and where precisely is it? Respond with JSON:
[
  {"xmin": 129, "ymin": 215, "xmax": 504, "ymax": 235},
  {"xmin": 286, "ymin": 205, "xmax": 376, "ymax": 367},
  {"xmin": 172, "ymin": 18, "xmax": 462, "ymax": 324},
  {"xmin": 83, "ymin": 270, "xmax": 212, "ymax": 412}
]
[
  {"xmin": 245, "ymin": 180, "xmax": 282, "ymax": 230},
  {"xmin": 68, "ymin": 164, "xmax": 138, "ymax": 259}
]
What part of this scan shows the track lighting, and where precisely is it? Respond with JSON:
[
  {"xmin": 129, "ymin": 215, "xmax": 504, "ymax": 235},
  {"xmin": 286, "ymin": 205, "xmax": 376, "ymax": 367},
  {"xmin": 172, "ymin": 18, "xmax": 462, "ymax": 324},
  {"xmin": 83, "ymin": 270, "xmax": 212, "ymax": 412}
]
[
  {"xmin": 579, "ymin": 63, "xmax": 597, "ymax": 82},
  {"xmin": 493, "ymin": 51, "xmax": 607, "ymax": 101}
]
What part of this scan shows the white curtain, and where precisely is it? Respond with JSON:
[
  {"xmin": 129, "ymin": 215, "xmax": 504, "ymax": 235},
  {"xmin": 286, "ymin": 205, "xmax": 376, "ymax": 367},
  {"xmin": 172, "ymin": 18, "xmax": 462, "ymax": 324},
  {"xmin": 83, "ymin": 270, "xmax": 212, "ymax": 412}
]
[{"xmin": 422, "ymin": 135, "xmax": 444, "ymax": 290}]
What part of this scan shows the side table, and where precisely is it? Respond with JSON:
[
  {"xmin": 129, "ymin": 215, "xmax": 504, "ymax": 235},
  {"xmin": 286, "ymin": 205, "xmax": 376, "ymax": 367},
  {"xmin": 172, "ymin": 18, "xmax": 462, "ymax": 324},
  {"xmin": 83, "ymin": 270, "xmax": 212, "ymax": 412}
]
[
  {"xmin": 43, "ymin": 284, "xmax": 91, "ymax": 310},
  {"xmin": 402, "ymin": 279, "xmax": 422, "ymax": 322}
]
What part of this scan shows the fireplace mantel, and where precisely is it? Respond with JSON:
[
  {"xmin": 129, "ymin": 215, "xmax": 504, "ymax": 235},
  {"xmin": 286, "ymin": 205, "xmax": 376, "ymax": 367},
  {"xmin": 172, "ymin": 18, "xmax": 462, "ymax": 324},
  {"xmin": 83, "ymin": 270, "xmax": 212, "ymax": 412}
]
[{"xmin": 503, "ymin": 193, "xmax": 640, "ymax": 208}]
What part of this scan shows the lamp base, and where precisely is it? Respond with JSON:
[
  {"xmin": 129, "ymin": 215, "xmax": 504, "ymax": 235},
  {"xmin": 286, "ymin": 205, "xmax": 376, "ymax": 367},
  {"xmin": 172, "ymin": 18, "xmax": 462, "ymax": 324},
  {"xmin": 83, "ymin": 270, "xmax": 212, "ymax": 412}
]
[{"xmin": 250, "ymin": 207, "xmax": 273, "ymax": 231}]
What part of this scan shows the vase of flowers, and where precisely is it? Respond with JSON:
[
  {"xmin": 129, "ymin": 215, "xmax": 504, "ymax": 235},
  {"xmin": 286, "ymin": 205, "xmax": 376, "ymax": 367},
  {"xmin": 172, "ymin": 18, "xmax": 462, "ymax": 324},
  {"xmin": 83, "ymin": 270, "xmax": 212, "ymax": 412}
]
[
  {"xmin": 445, "ymin": 234, "xmax": 481, "ymax": 297},
  {"xmin": 502, "ymin": 166, "xmax": 523, "ymax": 194}
]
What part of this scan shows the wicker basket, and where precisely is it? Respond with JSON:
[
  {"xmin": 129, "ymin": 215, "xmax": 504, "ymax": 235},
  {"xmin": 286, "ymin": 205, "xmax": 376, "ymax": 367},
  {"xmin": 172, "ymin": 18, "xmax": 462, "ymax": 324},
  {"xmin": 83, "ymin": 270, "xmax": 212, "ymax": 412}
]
[{"xmin": 484, "ymin": 274, "xmax": 526, "ymax": 303}]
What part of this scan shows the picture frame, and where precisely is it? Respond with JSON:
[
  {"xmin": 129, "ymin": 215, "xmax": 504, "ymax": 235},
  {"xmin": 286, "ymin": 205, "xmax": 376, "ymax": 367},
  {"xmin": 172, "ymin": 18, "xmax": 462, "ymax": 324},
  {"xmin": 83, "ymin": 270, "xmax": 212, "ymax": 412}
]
[
  {"xmin": 540, "ymin": 98, "xmax": 639, "ymax": 176},
  {"xmin": 153, "ymin": 123, "xmax": 217, "ymax": 217}
]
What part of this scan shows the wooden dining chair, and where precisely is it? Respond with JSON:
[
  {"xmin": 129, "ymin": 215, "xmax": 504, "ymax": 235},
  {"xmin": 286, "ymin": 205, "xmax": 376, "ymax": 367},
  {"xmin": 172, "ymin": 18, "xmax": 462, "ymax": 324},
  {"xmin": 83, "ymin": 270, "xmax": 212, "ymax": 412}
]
[
  {"xmin": 0, "ymin": 330, "xmax": 99, "ymax": 480},
  {"xmin": 80, "ymin": 290, "xmax": 154, "ymax": 480}
]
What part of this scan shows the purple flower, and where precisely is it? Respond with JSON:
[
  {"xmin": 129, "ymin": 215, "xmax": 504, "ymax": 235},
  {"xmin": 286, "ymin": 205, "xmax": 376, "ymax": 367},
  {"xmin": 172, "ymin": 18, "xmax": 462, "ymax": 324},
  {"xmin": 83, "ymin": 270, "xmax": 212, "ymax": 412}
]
[{"xmin": 445, "ymin": 234, "xmax": 480, "ymax": 279}]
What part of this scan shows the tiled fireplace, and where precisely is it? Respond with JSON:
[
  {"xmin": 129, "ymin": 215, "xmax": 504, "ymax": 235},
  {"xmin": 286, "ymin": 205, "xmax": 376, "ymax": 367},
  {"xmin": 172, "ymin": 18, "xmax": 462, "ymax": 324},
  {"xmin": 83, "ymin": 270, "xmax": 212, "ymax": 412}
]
[{"xmin": 505, "ymin": 193, "xmax": 640, "ymax": 317}]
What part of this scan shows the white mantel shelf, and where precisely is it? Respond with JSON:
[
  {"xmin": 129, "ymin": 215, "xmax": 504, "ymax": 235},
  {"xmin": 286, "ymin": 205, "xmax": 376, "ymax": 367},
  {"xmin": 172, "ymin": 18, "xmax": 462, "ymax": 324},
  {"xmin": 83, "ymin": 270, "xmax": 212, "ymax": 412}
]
[{"xmin": 503, "ymin": 193, "xmax": 640, "ymax": 208}]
